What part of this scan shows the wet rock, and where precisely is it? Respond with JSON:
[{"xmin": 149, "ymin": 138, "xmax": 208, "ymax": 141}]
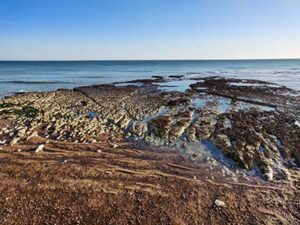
[
  {"xmin": 213, "ymin": 134, "xmax": 232, "ymax": 155},
  {"xmin": 282, "ymin": 168, "xmax": 291, "ymax": 181},
  {"xmin": 149, "ymin": 115, "xmax": 173, "ymax": 138},
  {"xmin": 0, "ymin": 76, "xmax": 299, "ymax": 181},
  {"xmin": 132, "ymin": 122, "xmax": 148, "ymax": 137}
]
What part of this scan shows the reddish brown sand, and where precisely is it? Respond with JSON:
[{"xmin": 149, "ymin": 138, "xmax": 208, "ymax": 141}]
[{"xmin": 0, "ymin": 137, "xmax": 299, "ymax": 225}]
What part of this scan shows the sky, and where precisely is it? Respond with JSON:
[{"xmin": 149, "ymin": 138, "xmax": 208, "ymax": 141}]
[{"xmin": 0, "ymin": 0, "xmax": 300, "ymax": 60}]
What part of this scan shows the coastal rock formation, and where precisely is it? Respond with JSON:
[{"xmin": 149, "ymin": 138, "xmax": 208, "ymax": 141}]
[{"xmin": 0, "ymin": 76, "xmax": 299, "ymax": 181}]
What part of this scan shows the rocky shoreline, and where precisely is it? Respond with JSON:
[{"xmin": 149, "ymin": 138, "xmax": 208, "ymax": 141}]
[{"xmin": 0, "ymin": 75, "xmax": 300, "ymax": 224}]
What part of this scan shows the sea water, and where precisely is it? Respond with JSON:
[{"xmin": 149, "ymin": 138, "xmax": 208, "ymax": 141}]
[{"xmin": 0, "ymin": 59, "xmax": 299, "ymax": 97}]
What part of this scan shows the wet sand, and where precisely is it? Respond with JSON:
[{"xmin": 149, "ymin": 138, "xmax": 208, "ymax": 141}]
[{"xmin": 1, "ymin": 137, "xmax": 300, "ymax": 225}]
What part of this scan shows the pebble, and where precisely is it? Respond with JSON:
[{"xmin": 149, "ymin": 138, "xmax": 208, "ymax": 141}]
[
  {"xmin": 265, "ymin": 169, "xmax": 273, "ymax": 181},
  {"xmin": 35, "ymin": 144, "xmax": 45, "ymax": 153},
  {"xmin": 242, "ymin": 173, "xmax": 250, "ymax": 181},
  {"xmin": 221, "ymin": 169, "xmax": 226, "ymax": 177},
  {"xmin": 282, "ymin": 168, "xmax": 291, "ymax": 181},
  {"xmin": 2, "ymin": 127, "xmax": 9, "ymax": 133},
  {"xmin": 215, "ymin": 199, "xmax": 226, "ymax": 207},
  {"xmin": 28, "ymin": 131, "xmax": 39, "ymax": 140},
  {"xmin": 231, "ymin": 177, "xmax": 238, "ymax": 182},
  {"xmin": 97, "ymin": 149, "xmax": 102, "ymax": 153}
]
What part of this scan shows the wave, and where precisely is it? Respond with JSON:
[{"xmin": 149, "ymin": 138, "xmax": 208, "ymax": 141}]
[{"xmin": 78, "ymin": 76, "xmax": 106, "ymax": 78}]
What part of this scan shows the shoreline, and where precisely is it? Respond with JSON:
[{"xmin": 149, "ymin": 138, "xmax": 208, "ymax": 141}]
[
  {"xmin": 1, "ymin": 59, "xmax": 300, "ymax": 99},
  {"xmin": 0, "ymin": 75, "xmax": 300, "ymax": 224},
  {"xmin": 1, "ymin": 75, "xmax": 299, "ymax": 179}
]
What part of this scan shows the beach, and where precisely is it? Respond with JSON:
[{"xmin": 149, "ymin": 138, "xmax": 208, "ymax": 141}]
[
  {"xmin": 2, "ymin": 0, "xmax": 300, "ymax": 223},
  {"xmin": 0, "ymin": 74, "xmax": 299, "ymax": 224},
  {"xmin": 1, "ymin": 138, "xmax": 299, "ymax": 225}
]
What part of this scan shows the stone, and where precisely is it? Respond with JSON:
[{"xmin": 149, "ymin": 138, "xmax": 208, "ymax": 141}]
[
  {"xmin": 282, "ymin": 168, "xmax": 291, "ymax": 181},
  {"xmin": 264, "ymin": 167, "xmax": 273, "ymax": 181},
  {"xmin": 215, "ymin": 199, "xmax": 226, "ymax": 207},
  {"xmin": 35, "ymin": 144, "xmax": 45, "ymax": 153},
  {"xmin": 27, "ymin": 131, "xmax": 39, "ymax": 140}
]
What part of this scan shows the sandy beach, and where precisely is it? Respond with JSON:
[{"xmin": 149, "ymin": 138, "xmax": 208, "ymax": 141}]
[{"xmin": 2, "ymin": 0, "xmax": 300, "ymax": 223}]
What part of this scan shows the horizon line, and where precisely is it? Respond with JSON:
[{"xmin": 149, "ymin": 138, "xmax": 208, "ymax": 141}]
[{"xmin": 0, "ymin": 57, "xmax": 300, "ymax": 62}]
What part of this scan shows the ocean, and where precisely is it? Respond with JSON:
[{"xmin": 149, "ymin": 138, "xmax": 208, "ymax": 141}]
[{"xmin": 0, "ymin": 59, "xmax": 299, "ymax": 97}]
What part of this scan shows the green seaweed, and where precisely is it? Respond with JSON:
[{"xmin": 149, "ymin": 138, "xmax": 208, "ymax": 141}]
[
  {"xmin": 0, "ymin": 104, "xmax": 38, "ymax": 118},
  {"xmin": 16, "ymin": 105, "xmax": 39, "ymax": 118},
  {"xmin": 0, "ymin": 102, "xmax": 16, "ymax": 108}
]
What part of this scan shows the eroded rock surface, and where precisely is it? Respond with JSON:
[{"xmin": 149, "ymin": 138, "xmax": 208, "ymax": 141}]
[{"xmin": 1, "ymin": 76, "xmax": 299, "ymax": 181}]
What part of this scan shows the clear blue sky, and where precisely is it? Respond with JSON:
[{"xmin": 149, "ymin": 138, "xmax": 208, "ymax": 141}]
[{"xmin": 0, "ymin": 0, "xmax": 300, "ymax": 60}]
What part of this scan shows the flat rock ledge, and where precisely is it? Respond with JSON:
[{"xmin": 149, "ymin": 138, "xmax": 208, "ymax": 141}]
[{"xmin": 0, "ymin": 76, "xmax": 299, "ymax": 181}]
